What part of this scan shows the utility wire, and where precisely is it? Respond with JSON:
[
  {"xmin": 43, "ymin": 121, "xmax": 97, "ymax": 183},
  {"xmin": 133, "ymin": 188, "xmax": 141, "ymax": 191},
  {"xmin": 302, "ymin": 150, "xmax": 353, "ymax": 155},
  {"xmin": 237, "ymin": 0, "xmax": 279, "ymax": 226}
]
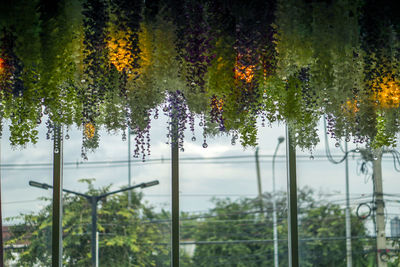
[
  {"xmin": 4, "ymin": 153, "xmax": 399, "ymax": 171},
  {"xmin": 3, "ymin": 193, "xmax": 389, "ymax": 205},
  {"xmin": 0, "ymin": 154, "xmax": 375, "ymax": 169}
]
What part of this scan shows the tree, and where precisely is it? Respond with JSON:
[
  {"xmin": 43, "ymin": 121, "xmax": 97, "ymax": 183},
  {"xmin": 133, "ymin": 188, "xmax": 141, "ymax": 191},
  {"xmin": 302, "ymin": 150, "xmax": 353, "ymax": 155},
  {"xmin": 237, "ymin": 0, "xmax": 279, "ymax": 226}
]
[
  {"xmin": 188, "ymin": 197, "xmax": 273, "ymax": 266},
  {"xmin": 5, "ymin": 184, "xmax": 378, "ymax": 266},
  {"xmin": 5, "ymin": 179, "xmax": 171, "ymax": 266},
  {"xmin": 297, "ymin": 203, "xmax": 371, "ymax": 267},
  {"xmin": 188, "ymin": 188, "xmax": 374, "ymax": 267}
]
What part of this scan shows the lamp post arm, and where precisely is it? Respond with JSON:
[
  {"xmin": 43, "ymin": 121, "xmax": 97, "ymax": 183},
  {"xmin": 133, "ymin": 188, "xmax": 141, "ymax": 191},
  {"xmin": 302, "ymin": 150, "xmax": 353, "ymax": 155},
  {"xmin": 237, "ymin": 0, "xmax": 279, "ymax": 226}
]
[
  {"xmin": 29, "ymin": 180, "xmax": 159, "ymax": 200},
  {"xmin": 29, "ymin": 181, "xmax": 91, "ymax": 199},
  {"xmin": 62, "ymin": 188, "xmax": 91, "ymax": 199},
  {"xmin": 98, "ymin": 180, "xmax": 159, "ymax": 199}
]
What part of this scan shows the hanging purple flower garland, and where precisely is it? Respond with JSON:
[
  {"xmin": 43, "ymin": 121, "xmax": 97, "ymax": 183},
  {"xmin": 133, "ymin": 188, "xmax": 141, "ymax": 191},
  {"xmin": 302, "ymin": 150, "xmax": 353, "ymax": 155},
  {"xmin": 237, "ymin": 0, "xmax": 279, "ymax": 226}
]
[
  {"xmin": 180, "ymin": 2, "xmax": 214, "ymax": 93},
  {"xmin": 164, "ymin": 90, "xmax": 189, "ymax": 152},
  {"xmin": 131, "ymin": 120, "xmax": 152, "ymax": 161}
]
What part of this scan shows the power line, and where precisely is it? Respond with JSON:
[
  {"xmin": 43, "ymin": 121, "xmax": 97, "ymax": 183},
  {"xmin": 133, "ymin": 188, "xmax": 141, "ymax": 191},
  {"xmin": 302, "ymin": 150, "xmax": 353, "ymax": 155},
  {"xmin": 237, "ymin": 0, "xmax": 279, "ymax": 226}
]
[
  {"xmin": 2, "ymin": 199, "xmax": 45, "ymax": 205},
  {"xmin": 0, "ymin": 193, "xmax": 384, "ymax": 205},
  {"xmin": 2, "ymin": 153, "xmax": 397, "ymax": 169}
]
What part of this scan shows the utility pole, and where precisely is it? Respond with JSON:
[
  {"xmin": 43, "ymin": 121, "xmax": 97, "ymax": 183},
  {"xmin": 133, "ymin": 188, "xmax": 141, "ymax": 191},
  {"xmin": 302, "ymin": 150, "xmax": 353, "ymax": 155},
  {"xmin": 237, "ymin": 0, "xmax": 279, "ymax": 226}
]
[
  {"xmin": 344, "ymin": 141, "xmax": 352, "ymax": 267},
  {"xmin": 29, "ymin": 179, "xmax": 159, "ymax": 267},
  {"xmin": 255, "ymin": 147, "xmax": 263, "ymax": 213},
  {"xmin": 373, "ymin": 149, "xmax": 387, "ymax": 267},
  {"xmin": 128, "ymin": 127, "xmax": 132, "ymax": 208}
]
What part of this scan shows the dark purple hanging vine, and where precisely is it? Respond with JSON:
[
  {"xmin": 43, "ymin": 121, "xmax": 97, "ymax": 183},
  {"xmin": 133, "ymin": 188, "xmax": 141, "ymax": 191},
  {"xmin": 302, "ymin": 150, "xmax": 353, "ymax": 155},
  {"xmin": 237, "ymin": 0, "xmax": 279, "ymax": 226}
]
[{"xmin": 164, "ymin": 90, "xmax": 189, "ymax": 152}]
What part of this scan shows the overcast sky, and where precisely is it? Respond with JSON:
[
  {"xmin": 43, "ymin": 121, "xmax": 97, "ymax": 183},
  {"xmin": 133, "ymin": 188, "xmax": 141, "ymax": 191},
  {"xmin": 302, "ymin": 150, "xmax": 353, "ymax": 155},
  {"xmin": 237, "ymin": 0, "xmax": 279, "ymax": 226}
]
[{"xmin": 1, "ymin": 113, "xmax": 400, "ymax": 234}]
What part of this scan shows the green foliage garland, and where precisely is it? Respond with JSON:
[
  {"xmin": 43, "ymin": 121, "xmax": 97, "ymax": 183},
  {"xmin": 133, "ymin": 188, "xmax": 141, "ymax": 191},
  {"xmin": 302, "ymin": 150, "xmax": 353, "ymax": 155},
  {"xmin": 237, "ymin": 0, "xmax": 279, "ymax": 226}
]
[{"xmin": 0, "ymin": 0, "xmax": 399, "ymax": 156}]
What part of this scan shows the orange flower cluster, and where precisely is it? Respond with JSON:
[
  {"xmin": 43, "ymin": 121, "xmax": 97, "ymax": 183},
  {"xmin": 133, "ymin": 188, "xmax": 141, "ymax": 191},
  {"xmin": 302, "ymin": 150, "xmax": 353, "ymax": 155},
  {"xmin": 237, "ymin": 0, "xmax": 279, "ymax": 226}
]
[
  {"xmin": 0, "ymin": 58, "xmax": 5, "ymax": 72},
  {"xmin": 374, "ymin": 76, "xmax": 400, "ymax": 109},
  {"xmin": 0, "ymin": 57, "xmax": 10, "ymax": 87},
  {"xmin": 234, "ymin": 55, "xmax": 255, "ymax": 83}
]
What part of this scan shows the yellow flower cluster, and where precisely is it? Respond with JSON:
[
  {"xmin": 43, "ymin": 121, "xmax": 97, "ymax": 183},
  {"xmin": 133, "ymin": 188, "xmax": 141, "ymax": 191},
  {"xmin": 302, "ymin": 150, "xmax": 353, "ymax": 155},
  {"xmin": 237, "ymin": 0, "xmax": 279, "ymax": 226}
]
[
  {"xmin": 137, "ymin": 23, "xmax": 152, "ymax": 75},
  {"xmin": 84, "ymin": 122, "xmax": 95, "ymax": 139},
  {"xmin": 343, "ymin": 100, "xmax": 359, "ymax": 115},
  {"xmin": 212, "ymin": 97, "xmax": 224, "ymax": 111},
  {"xmin": 106, "ymin": 29, "xmax": 135, "ymax": 75}
]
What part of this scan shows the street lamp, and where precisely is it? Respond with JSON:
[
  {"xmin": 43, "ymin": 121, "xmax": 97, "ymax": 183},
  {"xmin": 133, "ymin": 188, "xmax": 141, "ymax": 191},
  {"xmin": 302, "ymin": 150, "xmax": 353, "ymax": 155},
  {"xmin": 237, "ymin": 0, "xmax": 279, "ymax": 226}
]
[
  {"xmin": 272, "ymin": 136, "xmax": 284, "ymax": 267},
  {"xmin": 29, "ymin": 179, "xmax": 159, "ymax": 267}
]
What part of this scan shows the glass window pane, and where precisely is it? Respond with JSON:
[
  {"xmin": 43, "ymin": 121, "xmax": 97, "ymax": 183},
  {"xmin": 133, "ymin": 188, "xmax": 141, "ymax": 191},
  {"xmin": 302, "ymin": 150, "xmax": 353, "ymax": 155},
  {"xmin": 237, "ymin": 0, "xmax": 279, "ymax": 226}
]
[
  {"xmin": 295, "ymin": 119, "xmax": 400, "ymax": 266},
  {"xmin": 2, "ymin": 117, "xmax": 172, "ymax": 266},
  {"xmin": 179, "ymin": 122, "xmax": 288, "ymax": 266}
]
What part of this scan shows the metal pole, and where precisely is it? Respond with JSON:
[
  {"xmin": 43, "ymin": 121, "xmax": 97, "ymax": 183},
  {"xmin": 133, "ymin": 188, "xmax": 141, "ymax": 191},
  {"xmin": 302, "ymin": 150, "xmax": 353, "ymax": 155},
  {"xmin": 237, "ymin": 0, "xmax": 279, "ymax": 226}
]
[
  {"xmin": 96, "ymin": 231, "xmax": 99, "ymax": 267},
  {"xmin": 0, "ymin": 138, "xmax": 3, "ymax": 267},
  {"xmin": 171, "ymin": 108, "xmax": 180, "ymax": 267},
  {"xmin": 128, "ymin": 127, "xmax": 132, "ymax": 208},
  {"xmin": 272, "ymin": 137, "xmax": 284, "ymax": 267},
  {"xmin": 344, "ymin": 141, "xmax": 352, "ymax": 267},
  {"xmin": 286, "ymin": 125, "xmax": 298, "ymax": 267},
  {"xmin": 52, "ymin": 125, "xmax": 63, "ymax": 267},
  {"xmin": 91, "ymin": 197, "xmax": 98, "ymax": 267},
  {"xmin": 373, "ymin": 149, "xmax": 387, "ymax": 267},
  {"xmin": 255, "ymin": 147, "xmax": 263, "ymax": 213}
]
